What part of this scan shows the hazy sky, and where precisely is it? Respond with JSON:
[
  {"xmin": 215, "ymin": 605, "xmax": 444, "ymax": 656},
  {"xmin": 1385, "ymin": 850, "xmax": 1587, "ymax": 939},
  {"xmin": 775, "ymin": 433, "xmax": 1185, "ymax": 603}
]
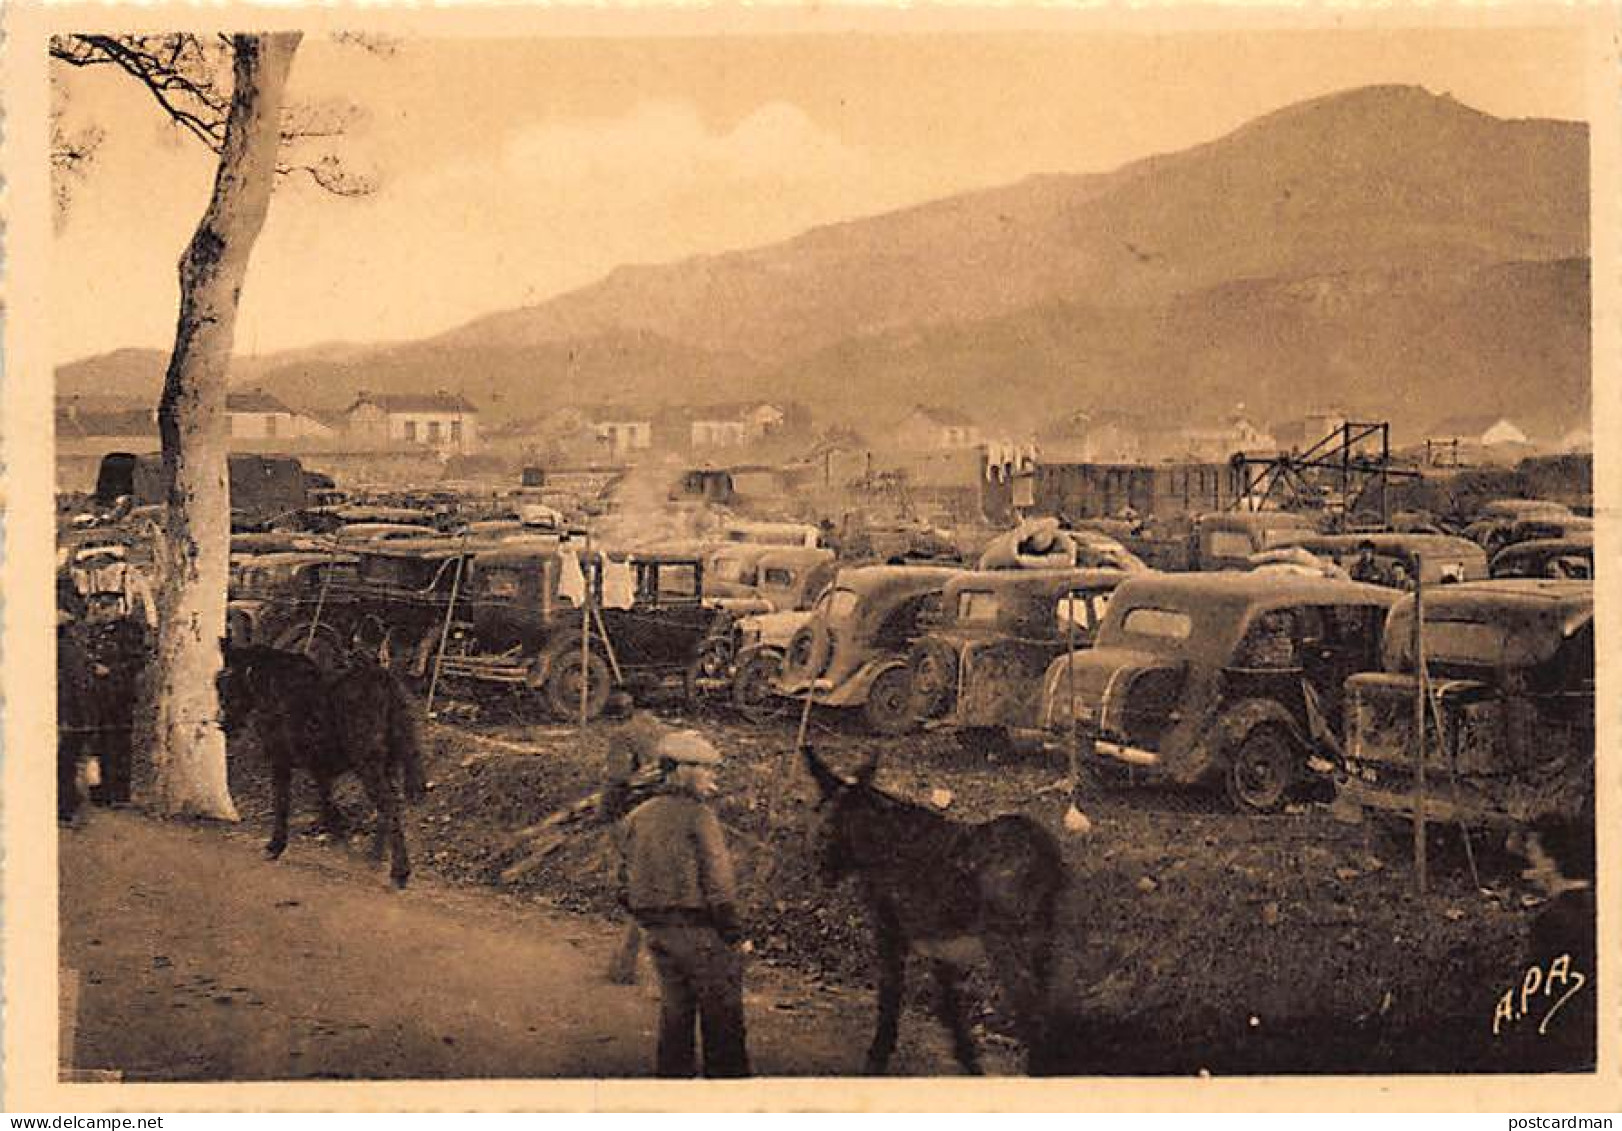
[{"xmin": 51, "ymin": 27, "xmax": 1587, "ymax": 363}]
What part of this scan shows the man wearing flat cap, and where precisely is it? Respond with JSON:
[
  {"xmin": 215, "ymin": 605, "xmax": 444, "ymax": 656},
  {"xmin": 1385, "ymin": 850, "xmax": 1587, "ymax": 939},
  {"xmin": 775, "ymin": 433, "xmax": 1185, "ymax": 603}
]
[{"xmin": 618, "ymin": 729, "xmax": 750, "ymax": 1077}]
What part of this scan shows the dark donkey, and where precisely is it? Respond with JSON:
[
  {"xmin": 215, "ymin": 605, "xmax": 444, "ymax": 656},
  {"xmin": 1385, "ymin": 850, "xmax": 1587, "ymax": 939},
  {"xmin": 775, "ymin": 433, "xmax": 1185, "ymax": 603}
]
[
  {"xmin": 803, "ymin": 746, "xmax": 1065, "ymax": 1075},
  {"xmin": 218, "ymin": 644, "xmax": 427, "ymax": 887}
]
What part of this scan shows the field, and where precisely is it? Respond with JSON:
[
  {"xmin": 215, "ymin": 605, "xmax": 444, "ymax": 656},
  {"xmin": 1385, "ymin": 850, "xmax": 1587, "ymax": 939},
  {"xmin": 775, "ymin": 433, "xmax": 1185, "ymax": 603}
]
[{"xmin": 220, "ymin": 691, "xmax": 1579, "ymax": 1076}]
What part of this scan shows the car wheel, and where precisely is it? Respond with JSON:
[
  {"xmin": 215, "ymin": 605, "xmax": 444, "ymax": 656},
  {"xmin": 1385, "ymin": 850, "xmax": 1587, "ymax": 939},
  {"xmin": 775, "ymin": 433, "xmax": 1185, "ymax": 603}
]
[
  {"xmin": 683, "ymin": 636, "xmax": 734, "ymax": 708},
  {"xmin": 546, "ymin": 648, "xmax": 612, "ymax": 721},
  {"xmin": 732, "ymin": 650, "xmax": 789, "ymax": 725},
  {"xmin": 863, "ymin": 665, "xmax": 917, "ymax": 736},
  {"xmin": 785, "ymin": 624, "xmax": 831, "ymax": 683},
  {"xmin": 1225, "ymin": 724, "xmax": 1298, "ymax": 814}
]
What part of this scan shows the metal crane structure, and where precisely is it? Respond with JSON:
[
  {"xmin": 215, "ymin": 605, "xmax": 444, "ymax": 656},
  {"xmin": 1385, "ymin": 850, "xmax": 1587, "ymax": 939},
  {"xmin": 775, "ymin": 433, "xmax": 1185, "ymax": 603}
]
[{"xmin": 1228, "ymin": 420, "xmax": 1420, "ymax": 528}]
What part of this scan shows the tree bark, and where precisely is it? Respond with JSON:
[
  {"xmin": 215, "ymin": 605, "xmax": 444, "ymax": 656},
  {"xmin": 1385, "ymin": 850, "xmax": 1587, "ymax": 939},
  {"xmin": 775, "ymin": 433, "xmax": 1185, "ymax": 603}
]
[{"xmin": 146, "ymin": 33, "xmax": 301, "ymax": 818}]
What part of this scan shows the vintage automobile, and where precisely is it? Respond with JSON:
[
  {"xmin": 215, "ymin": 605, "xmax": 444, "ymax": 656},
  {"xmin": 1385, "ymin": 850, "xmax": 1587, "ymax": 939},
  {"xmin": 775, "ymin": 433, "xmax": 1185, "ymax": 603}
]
[
  {"xmin": 1340, "ymin": 580, "xmax": 1593, "ymax": 828},
  {"xmin": 226, "ymin": 549, "xmax": 359, "ymax": 652},
  {"xmin": 1186, "ymin": 511, "xmax": 1321, "ymax": 572},
  {"xmin": 230, "ymin": 531, "xmax": 335, "ymax": 557},
  {"xmin": 772, "ymin": 564, "xmax": 961, "ymax": 734},
  {"xmin": 273, "ymin": 541, "xmax": 476, "ymax": 671},
  {"xmin": 718, "ymin": 550, "xmax": 844, "ymax": 720},
  {"xmin": 1489, "ymin": 535, "xmax": 1594, "ymax": 580},
  {"xmin": 906, "ymin": 568, "xmax": 1127, "ymax": 751},
  {"xmin": 430, "ymin": 547, "xmax": 721, "ymax": 720},
  {"xmin": 1269, "ymin": 532, "xmax": 1488, "ymax": 587},
  {"xmin": 1463, "ymin": 499, "xmax": 1575, "ymax": 557},
  {"xmin": 1041, "ymin": 572, "xmax": 1397, "ymax": 812}
]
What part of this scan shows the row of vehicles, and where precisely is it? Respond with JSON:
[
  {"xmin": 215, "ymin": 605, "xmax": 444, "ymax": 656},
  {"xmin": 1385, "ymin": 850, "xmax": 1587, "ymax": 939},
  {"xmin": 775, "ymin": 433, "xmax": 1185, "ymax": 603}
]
[{"xmin": 224, "ymin": 497, "xmax": 1593, "ymax": 830}]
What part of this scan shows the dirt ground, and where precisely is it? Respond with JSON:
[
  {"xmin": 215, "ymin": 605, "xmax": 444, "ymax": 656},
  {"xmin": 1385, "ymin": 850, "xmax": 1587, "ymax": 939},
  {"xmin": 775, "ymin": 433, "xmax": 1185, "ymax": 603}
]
[
  {"xmin": 202, "ymin": 691, "xmax": 1587, "ymax": 1076},
  {"xmin": 59, "ymin": 810, "xmax": 1023, "ymax": 1080}
]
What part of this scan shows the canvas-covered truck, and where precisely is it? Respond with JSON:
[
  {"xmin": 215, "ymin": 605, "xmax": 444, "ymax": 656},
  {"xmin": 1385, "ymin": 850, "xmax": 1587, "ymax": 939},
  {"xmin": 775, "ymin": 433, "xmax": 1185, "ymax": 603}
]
[
  {"xmin": 1340, "ymin": 579, "xmax": 1594, "ymax": 829},
  {"xmin": 95, "ymin": 451, "xmax": 312, "ymax": 530}
]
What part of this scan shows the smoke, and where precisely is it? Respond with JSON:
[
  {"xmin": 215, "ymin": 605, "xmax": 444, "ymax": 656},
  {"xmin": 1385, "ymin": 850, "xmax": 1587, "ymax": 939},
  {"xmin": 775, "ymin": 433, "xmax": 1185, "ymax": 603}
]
[{"xmin": 589, "ymin": 456, "xmax": 731, "ymax": 551}]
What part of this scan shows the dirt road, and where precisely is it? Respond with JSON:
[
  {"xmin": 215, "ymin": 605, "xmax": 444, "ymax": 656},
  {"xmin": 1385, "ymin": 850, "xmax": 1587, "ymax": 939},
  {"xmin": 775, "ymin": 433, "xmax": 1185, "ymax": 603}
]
[{"xmin": 59, "ymin": 811, "xmax": 1014, "ymax": 1081}]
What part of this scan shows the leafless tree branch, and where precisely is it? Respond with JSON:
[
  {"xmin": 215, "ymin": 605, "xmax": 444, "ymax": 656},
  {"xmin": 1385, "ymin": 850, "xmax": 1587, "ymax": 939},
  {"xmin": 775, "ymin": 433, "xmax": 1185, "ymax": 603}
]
[{"xmin": 49, "ymin": 33, "xmax": 379, "ymax": 200}]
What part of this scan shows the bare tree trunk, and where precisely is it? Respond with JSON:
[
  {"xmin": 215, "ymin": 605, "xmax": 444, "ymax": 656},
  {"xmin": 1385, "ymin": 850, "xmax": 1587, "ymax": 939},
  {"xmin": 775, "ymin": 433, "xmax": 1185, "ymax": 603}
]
[{"xmin": 146, "ymin": 33, "xmax": 301, "ymax": 818}]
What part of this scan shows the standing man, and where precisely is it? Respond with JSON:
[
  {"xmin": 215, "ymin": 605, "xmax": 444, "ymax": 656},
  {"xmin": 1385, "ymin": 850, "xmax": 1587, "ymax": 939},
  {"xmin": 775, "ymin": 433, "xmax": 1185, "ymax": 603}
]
[{"xmin": 619, "ymin": 730, "xmax": 750, "ymax": 1078}]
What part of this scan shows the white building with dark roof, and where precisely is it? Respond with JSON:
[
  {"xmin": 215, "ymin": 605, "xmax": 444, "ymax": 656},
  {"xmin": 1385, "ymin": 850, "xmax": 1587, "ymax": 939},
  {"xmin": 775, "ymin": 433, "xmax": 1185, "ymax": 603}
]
[{"xmin": 345, "ymin": 390, "xmax": 481, "ymax": 454}]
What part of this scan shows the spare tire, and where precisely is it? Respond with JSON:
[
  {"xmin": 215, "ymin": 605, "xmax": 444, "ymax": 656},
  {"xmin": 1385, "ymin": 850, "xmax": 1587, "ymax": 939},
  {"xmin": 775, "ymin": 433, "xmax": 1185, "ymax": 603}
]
[
  {"xmin": 784, "ymin": 623, "xmax": 831, "ymax": 684},
  {"xmin": 906, "ymin": 638, "xmax": 960, "ymax": 720}
]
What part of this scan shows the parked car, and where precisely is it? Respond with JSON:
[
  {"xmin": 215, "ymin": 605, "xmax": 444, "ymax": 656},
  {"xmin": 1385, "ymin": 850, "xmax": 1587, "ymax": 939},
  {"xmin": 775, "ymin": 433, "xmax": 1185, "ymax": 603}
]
[
  {"xmin": 1041, "ymin": 572, "xmax": 1397, "ymax": 812},
  {"xmin": 712, "ymin": 549, "xmax": 849, "ymax": 721},
  {"xmin": 226, "ymin": 549, "xmax": 358, "ymax": 649},
  {"xmin": 1463, "ymin": 499, "xmax": 1575, "ymax": 557},
  {"xmin": 1489, "ymin": 535, "xmax": 1594, "ymax": 580},
  {"xmin": 1269, "ymin": 532, "xmax": 1488, "ymax": 587},
  {"xmin": 280, "ymin": 541, "xmax": 476, "ymax": 670},
  {"xmin": 1187, "ymin": 511, "xmax": 1321, "ymax": 572},
  {"xmin": 1341, "ymin": 580, "xmax": 1593, "ymax": 829},
  {"xmin": 907, "ymin": 568, "xmax": 1128, "ymax": 750},
  {"xmin": 773, "ymin": 564, "xmax": 960, "ymax": 733},
  {"xmin": 431, "ymin": 547, "xmax": 721, "ymax": 719}
]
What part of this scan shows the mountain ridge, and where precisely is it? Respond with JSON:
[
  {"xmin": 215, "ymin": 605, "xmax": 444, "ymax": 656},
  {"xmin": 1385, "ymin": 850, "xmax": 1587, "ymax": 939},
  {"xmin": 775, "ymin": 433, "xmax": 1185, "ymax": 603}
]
[{"xmin": 57, "ymin": 83, "xmax": 1590, "ymax": 440}]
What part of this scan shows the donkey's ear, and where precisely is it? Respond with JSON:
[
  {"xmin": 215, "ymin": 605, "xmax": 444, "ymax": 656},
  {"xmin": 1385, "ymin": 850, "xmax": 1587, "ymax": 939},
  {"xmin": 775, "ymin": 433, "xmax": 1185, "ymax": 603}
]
[{"xmin": 802, "ymin": 744, "xmax": 843, "ymax": 798}]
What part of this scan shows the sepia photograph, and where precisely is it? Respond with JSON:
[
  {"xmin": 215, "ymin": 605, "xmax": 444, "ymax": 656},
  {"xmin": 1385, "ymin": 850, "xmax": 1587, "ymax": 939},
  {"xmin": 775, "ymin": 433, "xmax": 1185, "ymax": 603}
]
[{"xmin": 4, "ymin": 1, "xmax": 1617, "ymax": 1111}]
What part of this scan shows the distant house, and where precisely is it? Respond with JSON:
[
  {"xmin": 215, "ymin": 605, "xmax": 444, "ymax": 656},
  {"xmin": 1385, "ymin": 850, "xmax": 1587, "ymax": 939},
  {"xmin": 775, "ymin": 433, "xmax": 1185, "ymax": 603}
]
[
  {"xmin": 1428, "ymin": 415, "xmax": 1529, "ymax": 448},
  {"xmin": 592, "ymin": 413, "xmax": 653, "ymax": 458},
  {"xmin": 1273, "ymin": 407, "xmax": 1350, "ymax": 453},
  {"xmin": 345, "ymin": 390, "xmax": 480, "ymax": 454},
  {"xmin": 686, "ymin": 402, "xmax": 789, "ymax": 450},
  {"xmin": 226, "ymin": 389, "xmax": 300, "ymax": 441},
  {"xmin": 1179, "ymin": 411, "xmax": 1277, "ymax": 462},
  {"xmin": 56, "ymin": 397, "xmax": 160, "ymax": 445},
  {"xmin": 691, "ymin": 416, "xmax": 749, "ymax": 450},
  {"xmin": 895, "ymin": 405, "xmax": 982, "ymax": 451},
  {"xmin": 1037, "ymin": 410, "xmax": 1144, "ymax": 463}
]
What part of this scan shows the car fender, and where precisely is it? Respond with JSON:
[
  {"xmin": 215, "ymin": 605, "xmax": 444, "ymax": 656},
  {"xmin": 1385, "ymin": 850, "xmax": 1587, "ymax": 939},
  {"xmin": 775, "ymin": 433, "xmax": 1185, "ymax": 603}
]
[
  {"xmin": 1190, "ymin": 697, "xmax": 1309, "ymax": 783},
  {"xmin": 822, "ymin": 657, "xmax": 909, "ymax": 707}
]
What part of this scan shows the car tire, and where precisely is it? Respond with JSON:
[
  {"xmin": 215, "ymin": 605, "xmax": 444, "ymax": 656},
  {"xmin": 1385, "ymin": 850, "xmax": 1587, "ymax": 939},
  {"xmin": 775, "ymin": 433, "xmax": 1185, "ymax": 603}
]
[
  {"xmin": 1225, "ymin": 724, "xmax": 1298, "ymax": 814},
  {"xmin": 785, "ymin": 623, "xmax": 831, "ymax": 684},
  {"xmin": 683, "ymin": 636, "xmax": 733, "ymax": 708},
  {"xmin": 546, "ymin": 648, "xmax": 612, "ymax": 721},
  {"xmin": 732, "ymin": 649, "xmax": 789, "ymax": 725},
  {"xmin": 863, "ymin": 665, "xmax": 917, "ymax": 736}
]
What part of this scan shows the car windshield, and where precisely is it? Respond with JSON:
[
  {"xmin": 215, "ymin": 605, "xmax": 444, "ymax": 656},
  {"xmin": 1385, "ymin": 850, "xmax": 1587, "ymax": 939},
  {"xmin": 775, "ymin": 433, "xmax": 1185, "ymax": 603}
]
[
  {"xmin": 1056, "ymin": 590, "xmax": 1108, "ymax": 632},
  {"xmin": 1423, "ymin": 619, "xmax": 1511, "ymax": 666},
  {"xmin": 957, "ymin": 590, "xmax": 999, "ymax": 623},
  {"xmin": 657, "ymin": 565, "xmax": 699, "ymax": 599},
  {"xmin": 761, "ymin": 567, "xmax": 796, "ymax": 587},
  {"xmin": 711, "ymin": 556, "xmax": 750, "ymax": 584},
  {"xmin": 827, "ymin": 589, "xmax": 861, "ymax": 621},
  {"xmin": 1120, "ymin": 606, "xmax": 1193, "ymax": 641},
  {"xmin": 1207, "ymin": 532, "xmax": 1254, "ymax": 560}
]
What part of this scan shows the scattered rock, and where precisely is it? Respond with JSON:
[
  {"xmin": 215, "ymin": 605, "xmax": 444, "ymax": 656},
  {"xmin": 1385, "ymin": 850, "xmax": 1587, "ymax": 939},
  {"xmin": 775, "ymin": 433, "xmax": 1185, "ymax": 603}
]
[
  {"xmin": 1261, "ymin": 902, "xmax": 1281, "ymax": 927},
  {"xmin": 1136, "ymin": 876, "xmax": 1158, "ymax": 894},
  {"xmin": 930, "ymin": 788, "xmax": 954, "ymax": 809},
  {"xmin": 1335, "ymin": 867, "xmax": 1362, "ymax": 881}
]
